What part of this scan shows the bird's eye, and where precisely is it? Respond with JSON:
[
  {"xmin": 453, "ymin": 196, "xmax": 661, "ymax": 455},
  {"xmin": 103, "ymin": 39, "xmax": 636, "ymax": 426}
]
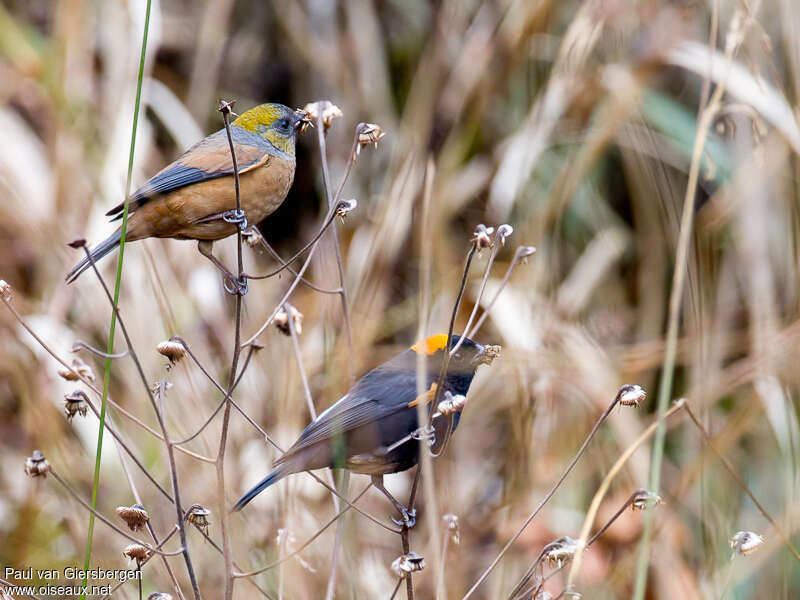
[{"xmin": 279, "ymin": 118, "xmax": 290, "ymax": 129}]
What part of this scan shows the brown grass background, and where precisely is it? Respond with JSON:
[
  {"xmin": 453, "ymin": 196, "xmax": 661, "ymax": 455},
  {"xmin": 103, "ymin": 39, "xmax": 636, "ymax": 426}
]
[{"xmin": 1, "ymin": 0, "xmax": 800, "ymax": 598}]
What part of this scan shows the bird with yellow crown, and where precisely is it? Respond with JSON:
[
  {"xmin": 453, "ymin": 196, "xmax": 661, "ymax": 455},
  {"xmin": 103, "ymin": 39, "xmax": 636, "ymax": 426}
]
[{"xmin": 66, "ymin": 102, "xmax": 309, "ymax": 293}]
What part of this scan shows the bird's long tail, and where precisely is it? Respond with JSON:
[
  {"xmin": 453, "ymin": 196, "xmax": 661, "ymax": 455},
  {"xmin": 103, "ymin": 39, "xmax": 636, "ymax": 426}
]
[
  {"xmin": 233, "ymin": 464, "xmax": 291, "ymax": 512},
  {"xmin": 65, "ymin": 229, "xmax": 122, "ymax": 283}
]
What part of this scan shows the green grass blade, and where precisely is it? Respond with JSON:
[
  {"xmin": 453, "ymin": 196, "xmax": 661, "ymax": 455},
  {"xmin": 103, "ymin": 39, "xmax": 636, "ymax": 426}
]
[{"xmin": 80, "ymin": 0, "xmax": 152, "ymax": 596}]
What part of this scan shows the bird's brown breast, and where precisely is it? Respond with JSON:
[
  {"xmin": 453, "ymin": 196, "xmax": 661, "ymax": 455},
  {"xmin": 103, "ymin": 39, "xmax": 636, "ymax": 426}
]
[{"xmin": 126, "ymin": 155, "xmax": 296, "ymax": 241}]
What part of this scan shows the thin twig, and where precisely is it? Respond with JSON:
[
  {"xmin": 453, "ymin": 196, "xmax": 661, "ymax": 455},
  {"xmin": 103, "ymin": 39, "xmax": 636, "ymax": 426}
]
[
  {"xmin": 632, "ymin": 20, "xmax": 743, "ymax": 595},
  {"xmin": 233, "ymin": 483, "xmax": 372, "ymax": 578},
  {"xmin": 72, "ymin": 341, "xmax": 129, "ymax": 359},
  {"xmin": 252, "ymin": 234, "xmax": 341, "ymax": 293},
  {"xmin": 315, "ymin": 107, "xmax": 355, "ymax": 381},
  {"xmin": 451, "ymin": 225, "xmax": 512, "ymax": 356},
  {"xmin": 567, "ymin": 400, "xmax": 687, "ymax": 594},
  {"xmin": 462, "ymin": 385, "xmax": 633, "ymax": 599},
  {"xmin": 217, "ymin": 99, "xmax": 244, "ymax": 600},
  {"xmin": 684, "ymin": 401, "xmax": 800, "ymax": 561},
  {"xmin": 467, "ymin": 245, "xmax": 536, "ymax": 339},
  {"xmin": 50, "ymin": 469, "xmax": 183, "ymax": 553},
  {"xmin": 81, "ymin": 244, "xmax": 202, "ymax": 600}
]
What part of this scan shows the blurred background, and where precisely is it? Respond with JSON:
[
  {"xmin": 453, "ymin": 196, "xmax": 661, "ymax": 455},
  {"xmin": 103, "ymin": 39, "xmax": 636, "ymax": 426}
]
[{"xmin": 2, "ymin": 0, "xmax": 800, "ymax": 598}]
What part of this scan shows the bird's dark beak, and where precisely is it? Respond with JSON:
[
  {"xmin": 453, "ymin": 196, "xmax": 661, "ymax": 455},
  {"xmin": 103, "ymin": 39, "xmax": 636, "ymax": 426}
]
[
  {"xmin": 294, "ymin": 110, "xmax": 312, "ymax": 134},
  {"xmin": 472, "ymin": 344, "xmax": 501, "ymax": 367}
]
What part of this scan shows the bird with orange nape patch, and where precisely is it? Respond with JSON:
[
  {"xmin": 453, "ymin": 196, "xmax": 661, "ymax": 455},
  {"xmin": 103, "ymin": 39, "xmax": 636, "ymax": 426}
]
[
  {"xmin": 66, "ymin": 102, "xmax": 309, "ymax": 294},
  {"xmin": 233, "ymin": 334, "xmax": 501, "ymax": 527}
]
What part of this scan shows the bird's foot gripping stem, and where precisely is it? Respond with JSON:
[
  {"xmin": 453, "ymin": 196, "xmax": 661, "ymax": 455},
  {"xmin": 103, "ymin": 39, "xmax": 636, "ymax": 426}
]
[
  {"xmin": 371, "ymin": 474, "xmax": 417, "ymax": 529},
  {"xmin": 224, "ymin": 274, "xmax": 249, "ymax": 296},
  {"xmin": 391, "ymin": 507, "xmax": 417, "ymax": 529},
  {"xmin": 222, "ymin": 209, "xmax": 249, "ymax": 231}
]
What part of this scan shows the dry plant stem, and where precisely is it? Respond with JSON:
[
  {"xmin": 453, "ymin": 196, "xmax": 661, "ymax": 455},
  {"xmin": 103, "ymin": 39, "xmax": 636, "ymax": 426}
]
[
  {"xmin": 242, "ymin": 124, "xmax": 365, "ymax": 347},
  {"xmin": 170, "ymin": 336, "xmax": 256, "ymax": 445},
  {"xmin": 428, "ymin": 243, "xmax": 478, "ymax": 424},
  {"xmin": 467, "ymin": 246, "xmax": 530, "ymax": 338},
  {"xmin": 72, "ymin": 340, "xmax": 129, "ymax": 358},
  {"xmin": 416, "ymin": 158, "xmax": 445, "ymax": 600},
  {"xmin": 255, "ymin": 236, "xmax": 341, "ymax": 293},
  {"xmin": 286, "ymin": 310, "xmax": 342, "ymax": 599},
  {"xmin": 81, "ymin": 246, "xmax": 202, "ymax": 600},
  {"xmin": 632, "ymin": 58, "xmax": 731, "ymax": 600},
  {"xmin": 389, "ymin": 578, "xmax": 403, "ymax": 600},
  {"xmin": 101, "ymin": 527, "xmax": 179, "ymax": 599},
  {"xmin": 684, "ymin": 402, "xmax": 800, "ymax": 561},
  {"xmin": 217, "ymin": 103, "xmax": 244, "ymax": 600},
  {"xmin": 403, "ymin": 239, "xmax": 478, "ymax": 600},
  {"xmin": 227, "ymin": 390, "xmax": 398, "ymax": 532},
  {"xmin": 50, "ymin": 469, "xmax": 184, "ymax": 552},
  {"xmin": 567, "ymin": 400, "xmax": 687, "ymax": 593},
  {"xmin": 451, "ymin": 231, "xmax": 505, "ymax": 356},
  {"xmin": 243, "ymin": 208, "xmax": 341, "ymax": 280},
  {"xmin": 402, "ymin": 472, "xmax": 422, "ymax": 600},
  {"xmin": 115, "ymin": 436, "xmax": 184, "ymax": 600},
  {"xmin": 81, "ymin": 393, "xmax": 173, "ymax": 501},
  {"xmin": 586, "ymin": 489, "xmax": 646, "ymax": 547},
  {"xmin": 234, "ymin": 483, "xmax": 372, "ymax": 578},
  {"xmin": 462, "ymin": 386, "xmax": 629, "ymax": 599},
  {"xmin": 315, "ymin": 110, "xmax": 354, "ymax": 379}
]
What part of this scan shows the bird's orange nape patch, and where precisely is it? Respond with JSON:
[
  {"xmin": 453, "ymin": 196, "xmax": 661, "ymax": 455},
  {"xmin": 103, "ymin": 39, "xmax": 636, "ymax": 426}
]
[{"xmin": 411, "ymin": 334, "xmax": 450, "ymax": 356}]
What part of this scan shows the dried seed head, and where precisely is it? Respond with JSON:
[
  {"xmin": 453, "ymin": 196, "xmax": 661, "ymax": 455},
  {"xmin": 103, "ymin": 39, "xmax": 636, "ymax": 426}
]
[
  {"xmin": 117, "ymin": 504, "xmax": 150, "ymax": 532},
  {"xmin": 438, "ymin": 391, "xmax": 467, "ymax": 416},
  {"xmin": 185, "ymin": 504, "xmax": 211, "ymax": 535},
  {"xmin": 217, "ymin": 99, "xmax": 237, "ymax": 116},
  {"xmin": 274, "ymin": 303, "xmax": 303, "ymax": 336},
  {"xmin": 618, "ymin": 384, "xmax": 647, "ymax": 408},
  {"xmin": 148, "ymin": 593, "xmax": 173, "ymax": 600},
  {"xmin": 355, "ymin": 123, "xmax": 385, "ymax": 157},
  {"xmin": 631, "ymin": 490, "xmax": 663, "ymax": 511},
  {"xmin": 156, "ymin": 340, "xmax": 186, "ymax": 364},
  {"xmin": 336, "ymin": 199, "xmax": 358, "ymax": 222},
  {"xmin": 542, "ymin": 536, "xmax": 579, "ymax": 569},
  {"xmin": 443, "ymin": 513, "xmax": 460, "ymax": 545},
  {"xmin": 24, "ymin": 450, "xmax": 50, "ymax": 477},
  {"xmin": 58, "ymin": 358, "xmax": 95, "ymax": 383},
  {"xmin": 479, "ymin": 344, "xmax": 501, "ymax": 366},
  {"xmin": 303, "ymin": 101, "xmax": 343, "ymax": 131},
  {"xmin": 243, "ymin": 228, "xmax": 264, "ymax": 248},
  {"xmin": 472, "ymin": 224, "xmax": 495, "ymax": 250},
  {"xmin": 122, "ymin": 543, "xmax": 151, "ymax": 566},
  {"xmin": 0, "ymin": 280, "xmax": 11, "ymax": 302},
  {"xmin": 495, "ymin": 224, "xmax": 514, "ymax": 246},
  {"xmin": 64, "ymin": 390, "xmax": 89, "ymax": 422},
  {"xmin": 516, "ymin": 245, "xmax": 537, "ymax": 264},
  {"xmin": 391, "ymin": 552, "xmax": 425, "ymax": 577},
  {"xmin": 730, "ymin": 531, "xmax": 765, "ymax": 556}
]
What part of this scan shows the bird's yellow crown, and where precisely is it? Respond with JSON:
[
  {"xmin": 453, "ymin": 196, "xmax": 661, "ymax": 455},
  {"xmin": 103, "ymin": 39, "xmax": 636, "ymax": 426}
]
[
  {"xmin": 233, "ymin": 103, "xmax": 297, "ymax": 156},
  {"xmin": 412, "ymin": 334, "xmax": 450, "ymax": 355}
]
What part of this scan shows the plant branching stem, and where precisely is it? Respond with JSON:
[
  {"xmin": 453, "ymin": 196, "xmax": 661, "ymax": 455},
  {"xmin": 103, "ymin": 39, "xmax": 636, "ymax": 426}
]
[{"xmin": 462, "ymin": 386, "xmax": 630, "ymax": 599}]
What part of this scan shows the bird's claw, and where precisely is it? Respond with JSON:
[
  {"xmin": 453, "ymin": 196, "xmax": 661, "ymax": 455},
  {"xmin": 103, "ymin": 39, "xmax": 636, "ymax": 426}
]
[
  {"xmin": 224, "ymin": 274, "xmax": 248, "ymax": 296},
  {"xmin": 391, "ymin": 507, "xmax": 417, "ymax": 529},
  {"xmin": 222, "ymin": 209, "xmax": 248, "ymax": 231}
]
